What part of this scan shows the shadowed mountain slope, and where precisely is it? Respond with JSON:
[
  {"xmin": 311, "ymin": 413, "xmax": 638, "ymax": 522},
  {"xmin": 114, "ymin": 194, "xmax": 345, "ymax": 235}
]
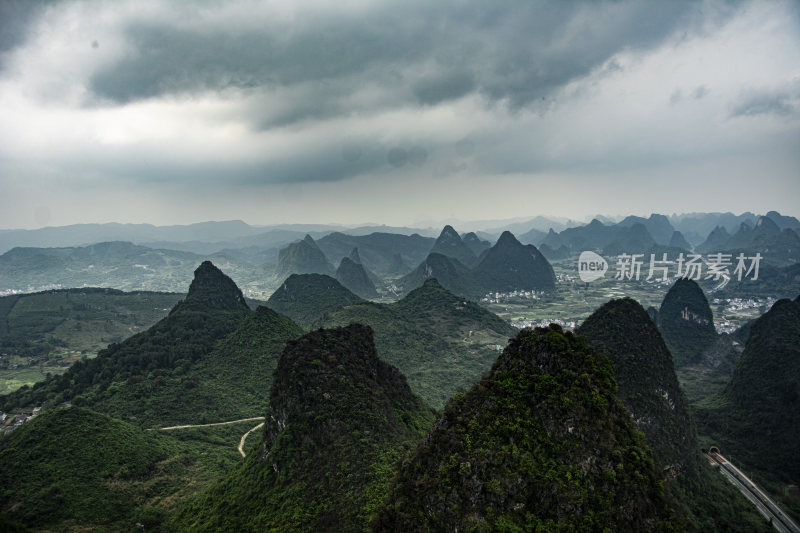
[{"xmin": 372, "ymin": 325, "xmax": 680, "ymax": 532}]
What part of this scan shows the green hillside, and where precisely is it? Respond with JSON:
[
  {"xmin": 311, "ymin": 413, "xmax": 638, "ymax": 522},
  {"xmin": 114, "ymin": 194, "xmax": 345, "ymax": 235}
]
[
  {"xmin": 1, "ymin": 262, "xmax": 302, "ymax": 427},
  {"xmin": 696, "ymin": 297, "xmax": 800, "ymax": 482},
  {"xmin": 372, "ymin": 325, "xmax": 680, "ymax": 531},
  {"xmin": 0, "ymin": 407, "xmax": 172, "ymax": 528},
  {"xmin": 0, "ymin": 407, "xmax": 270, "ymax": 531},
  {"xmin": 0, "ymin": 289, "xmax": 182, "ymax": 394},
  {"xmin": 319, "ymin": 279, "xmax": 517, "ymax": 408},
  {"xmin": 0, "ymin": 241, "xmax": 259, "ymax": 293},
  {"xmin": 175, "ymin": 324, "xmax": 435, "ymax": 532},
  {"xmin": 266, "ymin": 273, "xmax": 365, "ymax": 327},
  {"xmin": 578, "ymin": 298, "xmax": 699, "ymax": 476},
  {"xmin": 578, "ymin": 298, "xmax": 770, "ymax": 532}
]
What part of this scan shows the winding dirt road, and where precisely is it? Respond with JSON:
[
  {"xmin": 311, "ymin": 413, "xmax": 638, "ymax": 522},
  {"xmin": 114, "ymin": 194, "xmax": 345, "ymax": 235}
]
[
  {"xmin": 148, "ymin": 417, "xmax": 266, "ymax": 458},
  {"xmin": 149, "ymin": 416, "xmax": 264, "ymax": 431},
  {"xmin": 238, "ymin": 422, "xmax": 265, "ymax": 457}
]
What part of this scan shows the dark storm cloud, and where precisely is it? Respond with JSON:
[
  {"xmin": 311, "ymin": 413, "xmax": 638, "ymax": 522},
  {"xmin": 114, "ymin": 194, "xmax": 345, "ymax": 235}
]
[
  {"xmin": 730, "ymin": 84, "xmax": 800, "ymax": 118},
  {"xmin": 86, "ymin": 1, "xmax": 703, "ymax": 121},
  {"xmin": 0, "ymin": 0, "xmax": 49, "ymax": 64},
  {"xmin": 413, "ymin": 69, "xmax": 476, "ymax": 106},
  {"xmin": 90, "ymin": 19, "xmax": 430, "ymax": 104},
  {"xmin": 52, "ymin": 136, "xmax": 397, "ymax": 186}
]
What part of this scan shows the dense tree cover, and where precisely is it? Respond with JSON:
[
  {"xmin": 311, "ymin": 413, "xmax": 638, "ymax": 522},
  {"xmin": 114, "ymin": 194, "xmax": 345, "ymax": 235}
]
[
  {"xmin": 266, "ymin": 273, "xmax": 365, "ymax": 327},
  {"xmin": 0, "ymin": 407, "xmax": 267, "ymax": 532},
  {"xmin": 578, "ymin": 298, "xmax": 699, "ymax": 476},
  {"xmin": 0, "ymin": 288, "xmax": 182, "ymax": 359},
  {"xmin": 0, "ymin": 407, "xmax": 172, "ymax": 527},
  {"xmin": 658, "ymin": 279, "xmax": 718, "ymax": 367},
  {"xmin": 0, "ymin": 257, "xmax": 788, "ymax": 531},
  {"xmin": 79, "ymin": 304, "xmax": 302, "ymax": 427},
  {"xmin": 319, "ymin": 278, "xmax": 517, "ymax": 408},
  {"xmin": 695, "ymin": 297, "xmax": 800, "ymax": 483},
  {"xmin": 1, "ymin": 301, "xmax": 247, "ymax": 420},
  {"xmin": 372, "ymin": 325, "xmax": 681, "ymax": 532},
  {"xmin": 174, "ymin": 324, "xmax": 435, "ymax": 532},
  {"xmin": 0, "ymin": 262, "xmax": 302, "ymax": 427},
  {"xmin": 578, "ymin": 298, "xmax": 770, "ymax": 532}
]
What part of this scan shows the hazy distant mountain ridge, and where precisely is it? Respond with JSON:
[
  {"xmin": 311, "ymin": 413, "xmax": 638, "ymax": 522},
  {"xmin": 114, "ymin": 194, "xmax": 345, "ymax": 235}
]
[
  {"xmin": 316, "ymin": 231, "xmax": 434, "ymax": 277},
  {"xmin": 335, "ymin": 256, "xmax": 378, "ymax": 299},
  {"xmin": 668, "ymin": 230, "xmax": 692, "ymax": 250},
  {"xmin": 399, "ymin": 230, "xmax": 555, "ymax": 298},
  {"xmin": 0, "ymin": 241, "xmax": 221, "ymax": 293},
  {"xmin": 397, "ymin": 252, "xmax": 478, "ymax": 297},
  {"xmin": 429, "ymin": 225, "xmax": 477, "ymax": 266},
  {"xmin": 461, "ymin": 231, "xmax": 491, "ymax": 255},
  {"xmin": 617, "ymin": 214, "xmax": 675, "ymax": 245},
  {"xmin": 275, "ymin": 234, "xmax": 335, "ymax": 279}
]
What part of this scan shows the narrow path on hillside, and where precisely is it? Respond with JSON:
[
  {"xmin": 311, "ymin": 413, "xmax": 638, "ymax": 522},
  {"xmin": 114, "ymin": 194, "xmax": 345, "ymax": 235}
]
[
  {"xmin": 148, "ymin": 416, "xmax": 265, "ymax": 431},
  {"xmin": 238, "ymin": 422, "xmax": 265, "ymax": 458}
]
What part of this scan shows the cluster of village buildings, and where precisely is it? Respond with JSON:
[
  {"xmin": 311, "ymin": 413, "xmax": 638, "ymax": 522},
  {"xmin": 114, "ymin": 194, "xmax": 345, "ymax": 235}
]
[
  {"xmin": 510, "ymin": 318, "xmax": 578, "ymax": 331},
  {"xmin": 712, "ymin": 296, "xmax": 777, "ymax": 334},
  {"xmin": 0, "ymin": 406, "xmax": 41, "ymax": 434},
  {"xmin": 481, "ymin": 290, "xmax": 543, "ymax": 304}
]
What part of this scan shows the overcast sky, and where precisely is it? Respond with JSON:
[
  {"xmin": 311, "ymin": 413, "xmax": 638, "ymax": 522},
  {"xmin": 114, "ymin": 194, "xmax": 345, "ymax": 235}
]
[{"xmin": 0, "ymin": 0, "xmax": 798, "ymax": 229}]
